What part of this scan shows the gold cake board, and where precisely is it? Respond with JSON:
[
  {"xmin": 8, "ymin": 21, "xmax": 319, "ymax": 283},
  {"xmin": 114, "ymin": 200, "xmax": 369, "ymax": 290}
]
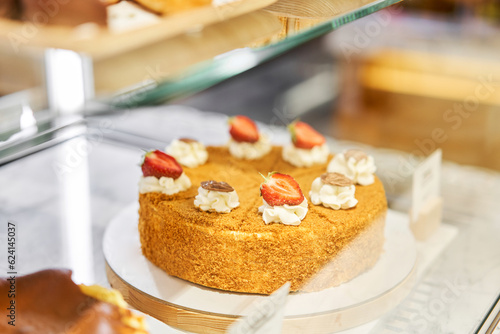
[{"xmin": 106, "ymin": 262, "xmax": 416, "ymax": 333}]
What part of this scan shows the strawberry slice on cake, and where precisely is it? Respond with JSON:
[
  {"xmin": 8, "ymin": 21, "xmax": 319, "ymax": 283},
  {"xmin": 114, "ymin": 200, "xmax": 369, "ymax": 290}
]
[
  {"xmin": 142, "ymin": 150, "xmax": 183, "ymax": 179},
  {"xmin": 289, "ymin": 121, "xmax": 326, "ymax": 149},
  {"xmin": 227, "ymin": 115, "xmax": 271, "ymax": 160},
  {"xmin": 258, "ymin": 172, "xmax": 308, "ymax": 226},
  {"xmin": 282, "ymin": 120, "xmax": 330, "ymax": 168},
  {"xmin": 139, "ymin": 149, "xmax": 191, "ymax": 195}
]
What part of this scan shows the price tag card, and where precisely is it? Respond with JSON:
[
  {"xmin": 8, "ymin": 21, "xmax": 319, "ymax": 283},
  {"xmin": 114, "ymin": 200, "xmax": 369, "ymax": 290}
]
[
  {"xmin": 227, "ymin": 282, "xmax": 290, "ymax": 334},
  {"xmin": 411, "ymin": 149, "xmax": 442, "ymax": 221}
]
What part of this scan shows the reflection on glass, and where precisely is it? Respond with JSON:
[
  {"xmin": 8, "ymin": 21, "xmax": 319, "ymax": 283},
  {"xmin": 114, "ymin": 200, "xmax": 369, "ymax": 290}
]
[
  {"xmin": 45, "ymin": 49, "xmax": 89, "ymax": 114},
  {"xmin": 58, "ymin": 137, "xmax": 94, "ymax": 284},
  {"xmin": 0, "ymin": 104, "xmax": 38, "ymax": 147}
]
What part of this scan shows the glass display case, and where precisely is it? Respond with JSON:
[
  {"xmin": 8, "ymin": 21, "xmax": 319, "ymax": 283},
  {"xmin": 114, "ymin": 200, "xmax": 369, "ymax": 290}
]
[{"xmin": 1, "ymin": 0, "xmax": 499, "ymax": 333}]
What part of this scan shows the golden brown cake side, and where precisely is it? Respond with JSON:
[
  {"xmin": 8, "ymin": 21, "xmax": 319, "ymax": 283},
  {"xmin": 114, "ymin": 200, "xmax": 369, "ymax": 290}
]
[
  {"xmin": 300, "ymin": 212, "xmax": 385, "ymax": 292},
  {"xmin": 138, "ymin": 146, "xmax": 387, "ymax": 294}
]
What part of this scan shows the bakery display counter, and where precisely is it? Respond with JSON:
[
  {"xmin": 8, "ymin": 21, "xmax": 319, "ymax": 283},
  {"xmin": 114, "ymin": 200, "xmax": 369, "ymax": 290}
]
[
  {"xmin": 108, "ymin": 0, "xmax": 403, "ymax": 107},
  {"xmin": 1, "ymin": 107, "xmax": 499, "ymax": 333},
  {"xmin": 0, "ymin": 0, "xmax": 401, "ymax": 114}
]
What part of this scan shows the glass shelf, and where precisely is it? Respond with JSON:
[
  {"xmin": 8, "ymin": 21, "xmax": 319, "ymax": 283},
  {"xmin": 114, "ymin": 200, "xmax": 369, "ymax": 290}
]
[
  {"xmin": 107, "ymin": 0, "xmax": 402, "ymax": 108},
  {"xmin": 0, "ymin": 0, "xmax": 401, "ymax": 162}
]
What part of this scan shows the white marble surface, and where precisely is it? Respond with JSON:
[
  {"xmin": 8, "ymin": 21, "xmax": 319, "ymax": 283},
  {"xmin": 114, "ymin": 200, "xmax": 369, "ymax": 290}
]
[{"xmin": 0, "ymin": 106, "xmax": 499, "ymax": 333}]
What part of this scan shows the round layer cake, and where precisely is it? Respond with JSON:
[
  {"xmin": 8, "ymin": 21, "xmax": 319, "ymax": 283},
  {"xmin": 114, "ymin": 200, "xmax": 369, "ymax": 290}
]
[{"xmin": 138, "ymin": 146, "xmax": 387, "ymax": 294}]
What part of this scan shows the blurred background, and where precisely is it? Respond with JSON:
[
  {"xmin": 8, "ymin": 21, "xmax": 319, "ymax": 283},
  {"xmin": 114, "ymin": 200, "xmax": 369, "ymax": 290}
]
[
  {"xmin": 1, "ymin": 0, "xmax": 500, "ymax": 170},
  {"xmin": 179, "ymin": 0, "xmax": 500, "ymax": 171}
]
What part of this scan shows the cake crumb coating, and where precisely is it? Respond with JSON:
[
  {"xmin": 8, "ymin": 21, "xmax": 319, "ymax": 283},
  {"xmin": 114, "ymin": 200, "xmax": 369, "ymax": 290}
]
[{"xmin": 139, "ymin": 146, "xmax": 387, "ymax": 294}]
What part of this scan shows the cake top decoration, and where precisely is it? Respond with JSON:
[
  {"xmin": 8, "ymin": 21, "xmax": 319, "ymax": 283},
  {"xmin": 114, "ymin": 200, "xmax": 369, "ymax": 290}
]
[
  {"xmin": 282, "ymin": 120, "xmax": 329, "ymax": 167},
  {"xmin": 327, "ymin": 148, "xmax": 376, "ymax": 186},
  {"xmin": 258, "ymin": 172, "xmax": 308, "ymax": 225},
  {"xmin": 320, "ymin": 172, "xmax": 354, "ymax": 187},
  {"xmin": 139, "ymin": 150, "xmax": 191, "ymax": 195},
  {"xmin": 310, "ymin": 173, "xmax": 358, "ymax": 210},
  {"xmin": 194, "ymin": 180, "xmax": 240, "ymax": 213},
  {"xmin": 166, "ymin": 138, "xmax": 208, "ymax": 168},
  {"xmin": 288, "ymin": 120, "xmax": 326, "ymax": 149},
  {"xmin": 201, "ymin": 180, "xmax": 234, "ymax": 193},
  {"xmin": 178, "ymin": 137, "xmax": 197, "ymax": 143},
  {"xmin": 259, "ymin": 172, "xmax": 304, "ymax": 206},
  {"xmin": 141, "ymin": 149, "xmax": 183, "ymax": 180},
  {"xmin": 228, "ymin": 115, "xmax": 259, "ymax": 143},
  {"xmin": 227, "ymin": 115, "xmax": 271, "ymax": 160},
  {"xmin": 344, "ymin": 149, "xmax": 368, "ymax": 162}
]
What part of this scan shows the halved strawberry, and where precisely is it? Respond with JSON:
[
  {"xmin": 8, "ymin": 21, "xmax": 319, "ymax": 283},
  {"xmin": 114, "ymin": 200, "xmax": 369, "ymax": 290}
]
[
  {"xmin": 229, "ymin": 115, "xmax": 259, "ymax": 143},
  {"xmin": 260, "ymin": 172, "xmax": 304, "ymax": 206},
  {"xmin": 288, "ymin": 121, "xmax": 326, "ymax": 149},
  {"xmin": 141, "ymin": 150, "xmax": 183, "ymax": 179}
]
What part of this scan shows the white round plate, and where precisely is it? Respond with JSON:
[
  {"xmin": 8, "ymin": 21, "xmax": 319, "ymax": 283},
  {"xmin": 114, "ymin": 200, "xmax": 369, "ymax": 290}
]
[{"xmin": 103, "ymin": 203, "xmax": 416, "ymax": 318}]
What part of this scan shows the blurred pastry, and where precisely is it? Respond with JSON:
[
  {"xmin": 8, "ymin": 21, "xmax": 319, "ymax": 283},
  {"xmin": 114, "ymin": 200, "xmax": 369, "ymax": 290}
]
[
  {"xmin": 133, "ymin": 0, "xmax": 211, "ymax": 15},
  {"xmin": 0, "ymin": 269, "xmax": 149, "ymax": 334},
  {"xmin": 21, "ymin": 0, "xmax": 107, "ymax": 26},
  {"xmin": 0, "ymin": 0, "xmax": 20, "ymax": 19}
]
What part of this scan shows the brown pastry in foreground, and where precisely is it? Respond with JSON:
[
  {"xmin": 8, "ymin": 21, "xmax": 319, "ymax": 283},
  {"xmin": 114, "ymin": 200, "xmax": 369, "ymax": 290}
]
[
  {"xmin": 0, "ymin": 0, "xmax": 20, "ymax": 19},
  {"xmin": 21, "ymin": 0, "xmax": 107, "ymax": 26},
  {"xmin": 133, "ymin": 0, "xmax": 212, "ymax": 15},
  {"xmin": 0, "ymin": 269, "xmax": 148, "ymax": 334}
]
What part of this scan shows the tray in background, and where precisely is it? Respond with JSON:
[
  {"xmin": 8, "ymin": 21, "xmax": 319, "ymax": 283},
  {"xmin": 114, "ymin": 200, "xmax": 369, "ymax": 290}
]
[{"xmin": 0, "ymin": 0, "xmax": 277, "ymax": 60}]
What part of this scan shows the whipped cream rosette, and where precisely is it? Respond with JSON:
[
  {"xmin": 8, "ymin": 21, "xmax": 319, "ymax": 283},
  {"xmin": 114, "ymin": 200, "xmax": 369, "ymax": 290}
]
[
  {"xmin": 194, "ymin": 180, "xmax": 240, "ymax": 213},
  {"xmin": 228, "ymin": 135, "xmax": 272, "ymax": 160},
  {"xmin": 258, "ymin": 172, "xmax": 308, "ymax": 225},
  {"xmin": 282, "ymin": 143, "xmax": 329, "ymax": 167},
  {"xmin": 282, "ymin": 120, "xmax": 329, "ymax": 167},
  {"xmin": 138, "ymin": 150, "xmax": 191, "ymax": 195},
  {"xmin": 166, "ymin": 138, "xmax": 208, "ymax": 168},
  {"xmin": 227, "ymin": 115, "xmax": 271, "ymax": 159},
  {"xmin": 310, "ymin": 172, "xmax": 358, "ymax": 210},
  {"xmin": 139, "ymin": 174, "xmax": 191, "ymax": 195},
  {"xmin": 258, "ymin": 199, "xmax": 308, "ymax": 225},
  {"xmin": 327, "ymin": 149, "xmax": 376, "ymax": 186}
]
